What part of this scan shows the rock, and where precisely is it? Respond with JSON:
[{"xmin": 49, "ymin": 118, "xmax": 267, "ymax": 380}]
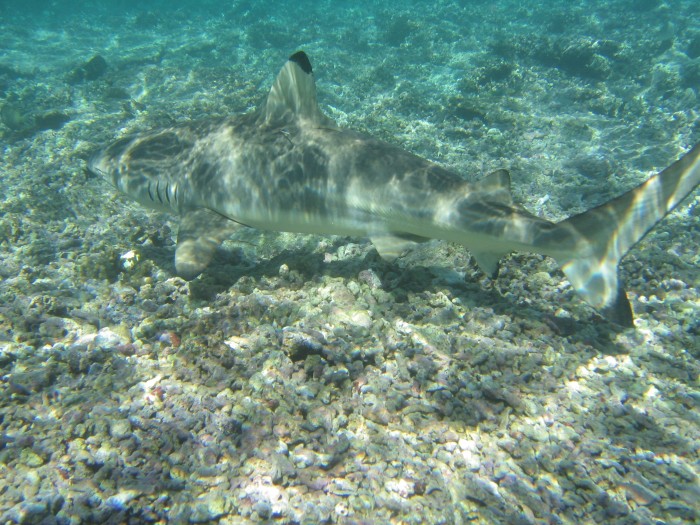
[
  {"xmin": 0, "ymin": 100, "xmax": 29, "ymax": 131},
  {"xmin": 105, "ymin": 489, "xmax": 141, "ymax": 510},
  {"xmin": 328, "ymin": 478, "xmax": 357, "ymax": 497},
  {"xmin": 109, "ymin": 419, "xmax": 132, "ymax": 440},
  {"xmin": 95, "ymin": 327, "xmax": 128, "ymax": 348},
  {"xmin": 68, "ymin": 54, "xmax": 108, "ymax": 82},
  {"xmin": 622, "ymin": 482, "xmax": 658, "ymax": 506},
  {"xmin": 283, "ymin": 329, "xmax": 325, "ymax": 362},
  {"xmin": 22, "ymin": 470, "xmax": 41, "ymax": 499},
  {"xmin": 9, "ymin": 501, "xmax": 49, "ymax": 524},
  {"xmin": 20, "ymin": 449, "xmax": 45, "ymax": 468},
  {"xmin": 358, "ymin": 269, "xmax": 382, "ymax": 289},
  {"xmin": 189, "ymin": 492, "xmax": 231, "ymax": 522},
  {"xmin": 291, "ymin": 447, "xmax": 318, "ymax": 468},
  {"xmin": 348, "ymin": 310, "xmax": 372, "ymax": 329},
  {"xmin": 386, "ymin": 479, "xmax": 416, "ymax": 498},
  {"xmin": 252, "ymin": 500, "xmax": 272, "ymax": 519},
  {"xmin": 33, "ymin": 111, "xmax": 70, "ymax": 131}
]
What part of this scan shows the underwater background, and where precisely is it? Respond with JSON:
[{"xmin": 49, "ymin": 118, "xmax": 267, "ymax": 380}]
[{"xmin": 1, "ymin": 0, "xmax": 699, "ymax": 523}]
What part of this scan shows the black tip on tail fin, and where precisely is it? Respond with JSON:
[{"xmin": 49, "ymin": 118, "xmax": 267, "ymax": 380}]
[
  {"xmin": 556, "ymin": 141, "xmax": 700, "ymax": 326},
  {"xmin": 600, "ymin": 284, "xmax": 634, "ymax": 327}
]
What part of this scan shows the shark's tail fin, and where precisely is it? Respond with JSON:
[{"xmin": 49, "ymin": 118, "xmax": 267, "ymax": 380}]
[{"xmin": 553, "ymin": 143, "xmax": 700, "ymax": 326}]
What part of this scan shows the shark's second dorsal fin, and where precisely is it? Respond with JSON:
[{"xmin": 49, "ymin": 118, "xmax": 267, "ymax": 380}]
[
  {"xmin": 474, "ymin": 169, "xmax": 513, "ymax": 205},
  {"xmin": 262, "ymin": 51, "xmax": 333, "ymax": 126}
]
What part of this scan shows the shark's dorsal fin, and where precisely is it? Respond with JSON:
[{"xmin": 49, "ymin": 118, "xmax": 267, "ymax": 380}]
[
  {"xmin": 474, "ymin": 169, "xmax": 513, "ymax": 205},
  {"xmin": 262, "ymin": 51, "xmax": 334, "ymax": 126}
]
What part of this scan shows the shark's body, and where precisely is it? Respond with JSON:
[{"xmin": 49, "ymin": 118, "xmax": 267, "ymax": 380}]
[{"xmin": 89, "ymin": 51, "xmax": 700, "ymax": 326}]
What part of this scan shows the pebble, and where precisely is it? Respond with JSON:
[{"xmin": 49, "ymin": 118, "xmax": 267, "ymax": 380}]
[
  {"xmin": 358, "ymin": 269, "xmax": 382, "ymax": 289},
  {"xmin": 109, "ymin": 419, "xmax": 132, "ymax": 440},
  {"xmin": 8, "ymin": 501, "xmax": 50, "ymax": 524},
  {"xmin": 348, "ymin": 310, "xmax": 372, "ymax": 329},
  {"xmin": 22, "ymin": 471, "xmax": 41, "ymax": 499},
  {"xmin": 291, "ymin": 448, "xmax": 318, "ymax": 468},
  {"xmin": 105, "ymin": 490, "xmax": 142, "ymax": 510},
  {"xmin": 20, "ymin": 449, "xmax": 45, "ymax": 468},
  {"xmin": 386, "ymin": 479, "xmax": 415, "ymax": 498},
  {"xmin": 189, "ymin": 492, "xmax": 231, "ymax": 522},
  {"xmin": 461, "ymin": 450, "xmax": 482, "ymax": 472},
  {"xmin": 622, "ymin": 482, "xmax": 658, "ymax": 506},
  {"xmin": 662, "ymin": 500, "xmax": 698, "ymax": 521},
  {"xmin": 94, "ymin": 327, "xmax": 128, "ymax": 348},
  {"xmin": 328, "ymin": 478, "xmax": 357, "ymax": 497},
  {"xmin": 252, "ymin": 500, "xmax": 272, "ymax": 519},
  {"xmin": 521, "ymin": 423, "xmax": 549, "ymax": 442}
]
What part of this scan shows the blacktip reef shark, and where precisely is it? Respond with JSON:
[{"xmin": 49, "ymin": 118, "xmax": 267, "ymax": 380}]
[{"xmin": 88, "ymin": 51, "xmax": 700, "ymax": 327}]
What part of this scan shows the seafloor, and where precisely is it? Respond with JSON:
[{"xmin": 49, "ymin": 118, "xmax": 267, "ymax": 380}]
[{"xmin": 1, "ymin": 0, "xmax": 699, "ymax": 523}]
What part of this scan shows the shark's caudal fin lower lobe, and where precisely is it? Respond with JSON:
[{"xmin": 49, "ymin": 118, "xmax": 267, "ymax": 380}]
[{"xmin": 553, "ymin": 143, "xmax": 700, "ymax": 326}]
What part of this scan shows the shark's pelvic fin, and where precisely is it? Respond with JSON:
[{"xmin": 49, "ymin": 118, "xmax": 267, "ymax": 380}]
[
  {"xmin": 262, "ymin": 51, "xmax": 335, "ymax": 127},
  {"xmin": 554, "ymin": 142, "xmax": 700, "ymax": 326},
  {"xmin": 175, "ymin": 209, "xmax": 244, "ymax": 280},
  {"xmin": 460, "ymin": 170, "xmax": 513, "ymax": 277}
]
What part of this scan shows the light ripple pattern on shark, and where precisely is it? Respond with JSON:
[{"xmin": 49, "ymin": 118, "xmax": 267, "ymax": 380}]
[{"xmin": 88, "ymin": 51, "xmax": 700, "ymax": 327}]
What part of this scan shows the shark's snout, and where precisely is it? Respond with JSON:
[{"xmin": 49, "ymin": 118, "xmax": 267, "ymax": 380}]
[{"xmin": 87, "ymin": 135, "xmax": 137, "ymax": 183}]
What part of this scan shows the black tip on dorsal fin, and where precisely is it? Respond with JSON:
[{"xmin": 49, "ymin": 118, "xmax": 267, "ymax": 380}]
[
  {"xmin": 290, "ymin": 51, "xmax": 312, "ymax": 74},
  {"xmin": 262, "ymin": 51, "xmax": 335, "ymax": 127}
]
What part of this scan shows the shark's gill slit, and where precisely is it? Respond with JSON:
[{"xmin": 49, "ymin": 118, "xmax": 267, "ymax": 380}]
[
  {"xmin": 165, "ymin": 182, "xmax": 171, "ymax": 204},
  {"xmin": 147, "ymin": 181, "xmax": 154, "ymax": 202},
  {"xmin": 155, "ymin": 180, "xmax": 163, "ymax": 204}
]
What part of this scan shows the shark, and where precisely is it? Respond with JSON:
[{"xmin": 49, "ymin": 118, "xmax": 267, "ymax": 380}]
[{"xmin": 88, "ymin": 51, "xmax": 700, "ymax": 327}]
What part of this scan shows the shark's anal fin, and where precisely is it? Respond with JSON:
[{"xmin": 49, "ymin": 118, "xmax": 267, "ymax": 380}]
[
  {"xmin": 370, "ymin": 234, "xmax": 427, "ymax": 261},
  {"xmin": 175, "ymin": 209, "xmax": 244, "ymax": 280},
  {"xmin": 471, "ymin": 251, "xmax": 503, "ymax": 278}
]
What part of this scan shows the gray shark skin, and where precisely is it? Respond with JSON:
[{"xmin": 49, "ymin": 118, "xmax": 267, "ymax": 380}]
[{"xmin": 88, "ymin": 51, "xmax": 700, "ymax": 327}]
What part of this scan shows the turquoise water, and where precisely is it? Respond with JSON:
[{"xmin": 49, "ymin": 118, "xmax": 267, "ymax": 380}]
[{"xmin": 0, "ymin": 1, "xmax": 698, "ymax": 524}]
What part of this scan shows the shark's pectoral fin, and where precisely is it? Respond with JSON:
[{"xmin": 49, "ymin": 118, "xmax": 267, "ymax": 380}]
[
  {"xmin": 370, "ymin": 234, "xmax": 427, "ymax": 261},
  {"xmin": 175, "ymin": 209, "xmax": 243, "ymax": 280},
  {"xmin": 471, "ymin": 250, "xmax": 505, "ymax": 278}
]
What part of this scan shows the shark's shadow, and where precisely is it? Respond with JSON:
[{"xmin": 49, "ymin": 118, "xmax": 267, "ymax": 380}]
[
  {"xmin": 178, "ymin": 239, "xmax": 698, "ymax": 522},
  {"xmin": 153, "ymin": 234, "xmax": 632, "ymax": 353}
]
